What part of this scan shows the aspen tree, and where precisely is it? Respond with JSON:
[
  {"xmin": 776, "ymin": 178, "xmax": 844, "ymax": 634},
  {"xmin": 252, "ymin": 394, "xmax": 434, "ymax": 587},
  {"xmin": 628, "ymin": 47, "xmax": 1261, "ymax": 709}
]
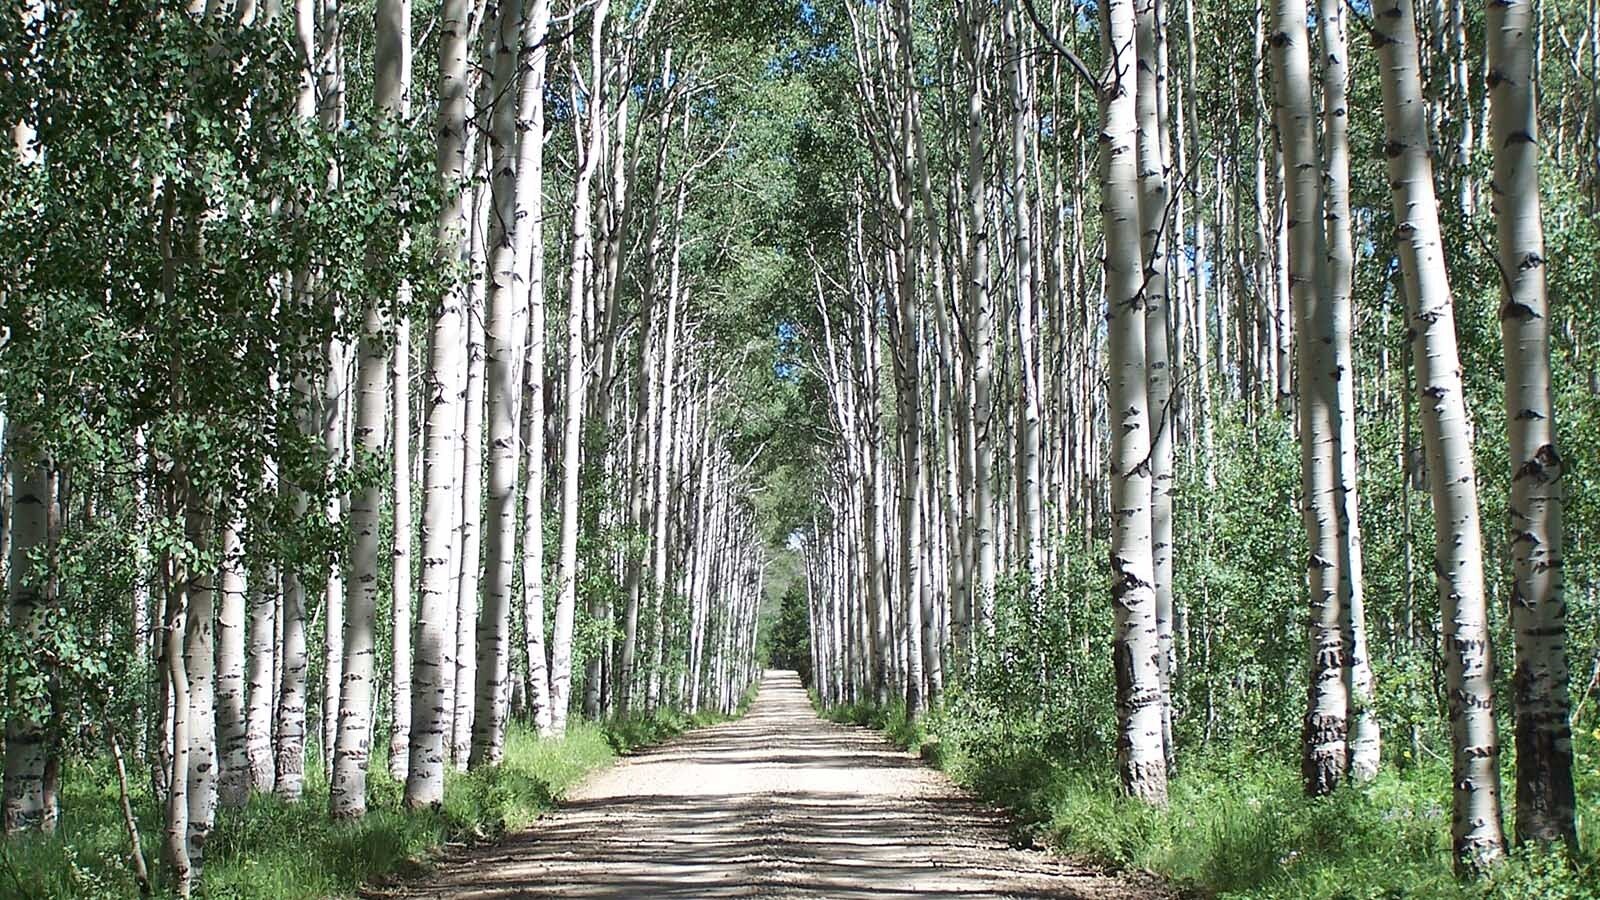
[
  {"xmin": 1006, "ymin": 4, "xmax": 1045, "ymax": 582},
  {"xmin": 471, "ymin": 0, "xmax": 528, "ymax": 768},
  {"xmin": 385, "ymin": 0, "xmax": 416, "ymax": 783},
  {"xmin": 1373, "ymin": 0, "xmax": 1507, "ymax": 867},
  {"xmin": 1318, "ymin": 0, "xmax": 1380, "ymax": 781},
  {"xmin": 1486, "ymin": 0, "xmax": 1577, "ymax": 847},
  {"xmin": 406, "ymin": 0, "xmax": 477, "ymax": 809},
  {"xmin": 1270, "ymin": 0, "xmax": 1350, "ymax": 795},
  {"xmin": 216, "ymin": 518, "xmax": 250, "ymax": 808},
  {"xmin": 960, "ymin": 0, "xmax": 996, "ymax": 654},
  {"xmin": 317, "ymin": 0, "xmax": 349, "ymax": 774},
  {"xmin": 1134, "ymin": 0, "xmax": 1177, "ymax": 768},
  {"xmin": 181, "ymin": 491, "xmax": 217, "ymax": 881},
  {"xmin": 453, "ymin": 155, "xmax": 489, "ymax": 768},
  {"xmin": 552, "ymin": 0, "xmax": 613, "ymax": 734},
  {"xmin": 245, "ymin": 540, "xmax": 278, "ymax": 793},
  {"xmin": 1103, "ymin": 0, "xmax": 1169, "ymax": 806},
  {"xmin": 516, "ymin": 0, "xmax": 555, "ymax": 732},
  {"xmin": 164, "ymin": 554, "xmax": 194, "ymax": 897},
  {"xmin": 2, "ymin": 456, "xmax": 50, "ymax": 833}
]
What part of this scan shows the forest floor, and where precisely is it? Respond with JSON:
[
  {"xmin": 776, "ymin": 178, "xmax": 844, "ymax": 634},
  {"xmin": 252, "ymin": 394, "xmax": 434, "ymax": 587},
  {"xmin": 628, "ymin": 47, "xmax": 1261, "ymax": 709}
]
[{"xmin": 391, "ymin": 670, "xmax": 1166, "ymax": 899}]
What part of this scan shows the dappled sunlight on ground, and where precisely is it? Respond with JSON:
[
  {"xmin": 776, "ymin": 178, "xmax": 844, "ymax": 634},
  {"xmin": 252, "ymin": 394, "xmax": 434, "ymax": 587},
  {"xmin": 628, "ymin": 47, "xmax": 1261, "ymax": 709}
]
[{"xmin": 393, "ymin": 671, "xmax": 1165, "ymax": 899}]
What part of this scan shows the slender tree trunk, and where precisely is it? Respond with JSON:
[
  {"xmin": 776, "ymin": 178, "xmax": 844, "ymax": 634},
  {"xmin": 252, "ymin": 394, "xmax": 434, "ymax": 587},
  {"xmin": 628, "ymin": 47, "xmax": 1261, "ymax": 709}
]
[
  {"xmin": 961, "ymin": 0, "xmax": 996, "ymax": 656},
  {"xmin": 164, "ymin": 559, "xmax": 193, "ymax": 899},
  {"xmin": 1103, "ymin": 0, "xmax": 1168, "ymax": 807},
  {"xmin": 1373, "ymin": 0, "xmax": 1507, "ymax": 867},
  {"xmin": 1487, "ymin": 0, "xmax": 1577, "ymax": 848},
  {"xmin": 1318, "ymin": 0, "xmax": 1380, "ymax": 782},
  {"xmin": 1135, "ymin": 0, "xmax": 1177, "ymax": 771},
  {"xmin": 516, "ymin": 0, "xmax": 554, "ymax": 726},
  {"xmin": 2, "ymin": 452, "xmax": 51, "ymax": 833},
  {"xmin": 453, "ymin": 166, "xmax": 489, "ymax": 769},
  {"xmin": 381, "ymin": 0, "xmax": 415, "ymax": 786},
  {"xmin": 551, "ymin": 0, "xmax": 612, "ymax": 734},
  {"xmin": 216, "ymin": 518, "xmax": 250, "ymax": 808},
  {"xmin": 471, "ymin": 0, "xmax": 528, "ymax": 768},
  {"xmin": 1271, "ymin": 0, "xmax": 1350, "ymax": 796},
  {"xmin": 406, "ymin": 0, "xmax": 477, "ymax": 809},
  {"xmin": 389, "ymin": 317, "xmax": 413, "ymax": 782}
]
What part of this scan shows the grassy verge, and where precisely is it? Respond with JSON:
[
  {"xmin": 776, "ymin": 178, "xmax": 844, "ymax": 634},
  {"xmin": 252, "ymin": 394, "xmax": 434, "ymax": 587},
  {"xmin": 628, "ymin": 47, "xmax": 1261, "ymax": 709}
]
[
  {"xmin": 0, "ymin": 707, "xmax": 736, "ymax": 900},
  {"xmin": 822, "ymin": 700, "xmax": 1599, "ymax": 900}
]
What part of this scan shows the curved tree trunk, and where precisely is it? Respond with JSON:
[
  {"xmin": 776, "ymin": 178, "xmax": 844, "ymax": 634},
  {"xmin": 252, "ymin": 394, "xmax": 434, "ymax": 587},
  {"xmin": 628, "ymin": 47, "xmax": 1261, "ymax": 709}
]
[{"xmin": 1373, "ymin": 0, "xmax": 1507, "ymax": 868}]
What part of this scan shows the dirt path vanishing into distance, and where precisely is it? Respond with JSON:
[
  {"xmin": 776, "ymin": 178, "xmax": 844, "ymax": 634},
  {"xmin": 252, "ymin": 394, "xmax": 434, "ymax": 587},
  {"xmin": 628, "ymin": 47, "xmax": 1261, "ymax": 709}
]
[{"xmin": 395, "ymin": 670, "xmax": 1167, "ymax": 899}]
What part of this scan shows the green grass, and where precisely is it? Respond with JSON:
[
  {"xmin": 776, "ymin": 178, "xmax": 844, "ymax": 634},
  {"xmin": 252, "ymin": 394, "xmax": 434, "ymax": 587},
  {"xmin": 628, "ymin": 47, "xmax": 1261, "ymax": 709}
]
[
  {"xmin": 0, "ymin": 708, "xmax": 735, "ymax": 900},
  {"xmin": 823, "ymin": 699, "xmax": 1600, "ymax": 900}
]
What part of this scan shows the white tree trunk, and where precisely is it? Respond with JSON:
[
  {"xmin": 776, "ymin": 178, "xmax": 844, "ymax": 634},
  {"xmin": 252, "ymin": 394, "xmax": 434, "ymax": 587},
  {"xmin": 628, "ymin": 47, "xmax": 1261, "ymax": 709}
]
[
  {"xmin": 1487, "ymin": 0, "xmax": 1576, "ymax": 847},
  {"xmin": 1102, "ymin": 0, "xmax": 1168, "ymax": 807},
  {"xmin": 516, "ymin": 0, "xmax": 555, "ymax": 737},
  {"xmin": 551, "ymin": 0, "xmax": 612, "ymax": 734},
  {"xmin": 472, "ymin": 0, "xmax": 528, "ymax": 767},
  {"xmin": 181, "ymin": 491, "xmax": 217, "ymax": 881},
  {"xmin": 216, "ymin": 518, "xmax": 250, "ymax": 808},
  {"xmin": 377, "ymin": 0, "xmax": 414, "ymax": 787},
  {"xmin": 1374, "ymin": 0, "xmax": 1506, "ymax": 867},
  {"xmin": 406, "ymin": 0, "xmax": 477, "ymax": 809},
  {"xmin": 330, "ymin": 296, "xmax": 391, "ymax": 817},
  {"xmin": 1317, "ymin": 0, "xmax": 1380, "ymax": 782},
  {"xmin": 1270, "ymin": 0, "xmax": 1349, "ymax": 795},
  {"xmin": 2, "ymin": 452, "xmax": 50, "ymax": 833},
  {"xmin": 245, "ymin": 535, "xmax": 278, "ymax": 794}
]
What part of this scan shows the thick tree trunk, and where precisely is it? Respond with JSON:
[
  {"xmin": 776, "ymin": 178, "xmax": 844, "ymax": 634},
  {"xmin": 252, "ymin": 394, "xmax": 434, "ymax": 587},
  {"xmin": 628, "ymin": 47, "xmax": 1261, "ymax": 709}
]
[
  {"xmin": 181, "ymin": 491, "xmax": 217, "ymax": 879},
  {"xmin": 1486, "ymin": 0, "xmax": 1577, "ymax": 849},
  {"xmin": 245, "ymin": 542, "xmax": 278, "ymax": 794}
]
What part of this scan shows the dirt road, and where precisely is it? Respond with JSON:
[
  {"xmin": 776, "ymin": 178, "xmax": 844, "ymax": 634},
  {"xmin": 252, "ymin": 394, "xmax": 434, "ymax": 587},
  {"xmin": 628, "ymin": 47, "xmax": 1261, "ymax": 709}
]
[{"xmin": 399, "ymin": 670, "xmax": 1163, "ymax": 899}]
